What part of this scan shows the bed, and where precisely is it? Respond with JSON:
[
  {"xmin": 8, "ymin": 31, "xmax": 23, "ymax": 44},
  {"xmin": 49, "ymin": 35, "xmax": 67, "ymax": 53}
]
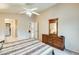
[{"xmin": 0, "ymin": 39, "xmax": 53, "ymax": 55}]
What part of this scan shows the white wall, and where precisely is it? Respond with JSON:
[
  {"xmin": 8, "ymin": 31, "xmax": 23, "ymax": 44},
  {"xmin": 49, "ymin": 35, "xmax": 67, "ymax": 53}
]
[
  {"xmin": 36, "ymin": 3, "xmax": 79, "ymax": 53},
  {"xmin": 0, "ymin": 18, "xmax": 4, "ymax": 41},
  {"xmin": 0, "ymin": 13, "xmax": 30, "ymax": 40}
]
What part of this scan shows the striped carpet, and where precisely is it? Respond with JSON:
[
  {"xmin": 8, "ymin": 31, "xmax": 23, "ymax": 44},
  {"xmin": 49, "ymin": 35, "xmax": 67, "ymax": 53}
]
[{"xmin": 0, "ymin": 39, "xmax": 53, "ymax": 55}]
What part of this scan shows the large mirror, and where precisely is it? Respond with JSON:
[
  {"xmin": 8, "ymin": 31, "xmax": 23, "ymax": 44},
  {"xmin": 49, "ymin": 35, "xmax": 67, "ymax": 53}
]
[
  {"xmin": 5, "ymin": 23, "xmax": 11, "ymax": 37},
  {"xmin": 49, "ymin": 18, "xmax": 58, "ymax": 35}
]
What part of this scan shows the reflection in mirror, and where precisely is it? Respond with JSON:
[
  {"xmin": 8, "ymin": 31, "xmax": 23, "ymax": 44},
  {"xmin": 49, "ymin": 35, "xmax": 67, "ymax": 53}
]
[
  {"xmin": 50, "ymin": 23, "xmax": 56, "ymax": 34},
  {"xmin": 49, "ymin": 18, "xmax": 58, "ymax": 35},
  {"xmin": 5, "ymin": 23, "xmax": 11, "ymax": 37}
]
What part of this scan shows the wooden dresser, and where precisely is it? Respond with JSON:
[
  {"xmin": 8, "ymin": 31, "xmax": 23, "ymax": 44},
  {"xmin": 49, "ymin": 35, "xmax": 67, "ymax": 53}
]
[
  {"xmin": 42, "ymin": 34, "xmax": 65, "ymax": 50},
  {"xmin": 42, "ymin": 18, "xmax": 65, "ymax": 50}
]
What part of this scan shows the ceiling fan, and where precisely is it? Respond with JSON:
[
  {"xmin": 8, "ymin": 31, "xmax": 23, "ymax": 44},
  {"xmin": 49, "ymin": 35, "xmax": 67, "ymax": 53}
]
[{"xmin": 21, "ymin": 8, "xmax": 40, "ymax": 17}]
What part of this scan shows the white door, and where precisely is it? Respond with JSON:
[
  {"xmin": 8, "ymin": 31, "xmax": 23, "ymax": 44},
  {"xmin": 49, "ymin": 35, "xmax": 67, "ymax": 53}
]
[
  {"xmin": 34, "ymin": 22, "xmax": 38, "ymax": 39},
  {"xmin": 29, "ymin": 21, "xmax": 38, "ymax": 39}
]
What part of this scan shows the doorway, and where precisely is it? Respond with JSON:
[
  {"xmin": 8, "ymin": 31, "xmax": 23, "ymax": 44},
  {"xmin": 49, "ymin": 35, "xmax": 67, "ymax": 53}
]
[
  {"xmin": 5, "ymin": 19, "xmax": 17, "ymax": 42},
  {"xmin": 29, "ymin": 21, "xmax": 38, "ymax": 39}
]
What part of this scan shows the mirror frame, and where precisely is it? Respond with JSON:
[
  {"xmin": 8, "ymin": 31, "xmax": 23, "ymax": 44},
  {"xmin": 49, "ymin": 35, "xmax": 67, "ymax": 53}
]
[{"xmin": 49, "ymin": 18, "xmax": 58, "ymax": 35}]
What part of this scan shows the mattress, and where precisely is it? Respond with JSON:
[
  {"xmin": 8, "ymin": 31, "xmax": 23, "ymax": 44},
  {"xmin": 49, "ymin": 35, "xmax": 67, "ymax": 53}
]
[{"xmin": 0, "ymin": 39, "xmax": 53, "ymax": 55}]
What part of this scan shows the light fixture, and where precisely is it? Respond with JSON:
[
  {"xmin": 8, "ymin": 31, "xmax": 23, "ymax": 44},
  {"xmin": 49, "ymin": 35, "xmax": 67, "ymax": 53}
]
[{"xmin": 20, "ymin": 7, "xmax": 40, "ymax": 17}]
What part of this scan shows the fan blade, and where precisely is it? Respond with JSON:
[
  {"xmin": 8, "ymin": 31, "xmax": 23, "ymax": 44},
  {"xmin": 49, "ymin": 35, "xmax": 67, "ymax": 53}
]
[
  {"xmin": 31, "ymin": 8, "xmax": 38, "ymax": 11},
  {"xmin": 32, "ymin": 12, "xmax": 40, "ymax": 15},
  {"xmin": 23, "ymin": 8, "xmax": 27, "ymax": 10},
  {"xmin": 20, "ymin": 11, "xmax": 26, "ymax": 14}
]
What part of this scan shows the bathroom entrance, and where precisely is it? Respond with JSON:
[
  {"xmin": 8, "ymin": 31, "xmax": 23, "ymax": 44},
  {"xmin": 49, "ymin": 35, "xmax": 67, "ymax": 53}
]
[{"xmin": 5, "ymin": 19, "xmax": 17, "ymax": 42}]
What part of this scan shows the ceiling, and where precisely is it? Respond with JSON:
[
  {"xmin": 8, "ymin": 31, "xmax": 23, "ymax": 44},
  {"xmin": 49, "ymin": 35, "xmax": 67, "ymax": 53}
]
[{"xmin": 0, "ymin": 3, "xmax": 56, "ymax": 14}]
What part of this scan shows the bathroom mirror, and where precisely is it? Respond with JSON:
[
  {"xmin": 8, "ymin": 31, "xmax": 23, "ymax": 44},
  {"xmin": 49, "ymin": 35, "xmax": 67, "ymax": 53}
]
[
  {"xmin": 49, "ymin": 18, "xmax": 58, "ymax": 35},
  {"xmin": 5, "ymin": 23, "xmax": 11, "ymax": 37}
]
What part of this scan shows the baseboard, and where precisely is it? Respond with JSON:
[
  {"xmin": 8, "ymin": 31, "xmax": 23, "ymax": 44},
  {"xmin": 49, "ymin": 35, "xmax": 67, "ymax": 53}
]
[{"xmin": 65, "ymin": 48, "xmax": 79, "ymax": 55}]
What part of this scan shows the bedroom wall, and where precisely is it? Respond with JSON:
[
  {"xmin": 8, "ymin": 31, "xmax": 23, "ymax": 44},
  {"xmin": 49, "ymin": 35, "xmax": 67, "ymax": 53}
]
[
  {"xmin": 36, "ymin": 3, "xmax": 79, "ymax": 53},
  {"xmin": 0, "ymin": 13, "xmax": 30, "ymax": 41}
]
